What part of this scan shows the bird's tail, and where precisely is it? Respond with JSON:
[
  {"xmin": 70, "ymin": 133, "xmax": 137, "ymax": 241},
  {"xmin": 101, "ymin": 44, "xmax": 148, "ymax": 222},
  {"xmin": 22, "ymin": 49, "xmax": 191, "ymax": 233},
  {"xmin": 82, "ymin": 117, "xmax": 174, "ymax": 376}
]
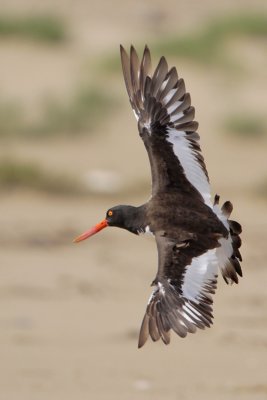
[{"xmin": 213, "ymin": 195, "xmax": 242, "ymax": 284}]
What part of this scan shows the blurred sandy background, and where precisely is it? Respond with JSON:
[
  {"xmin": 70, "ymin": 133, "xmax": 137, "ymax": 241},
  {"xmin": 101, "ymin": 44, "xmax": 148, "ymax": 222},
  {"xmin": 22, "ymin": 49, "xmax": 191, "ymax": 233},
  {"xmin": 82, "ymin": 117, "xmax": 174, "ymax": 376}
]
[{"xmin": 0, "ymin": 1, "xmax": 267, "ymax": 399}]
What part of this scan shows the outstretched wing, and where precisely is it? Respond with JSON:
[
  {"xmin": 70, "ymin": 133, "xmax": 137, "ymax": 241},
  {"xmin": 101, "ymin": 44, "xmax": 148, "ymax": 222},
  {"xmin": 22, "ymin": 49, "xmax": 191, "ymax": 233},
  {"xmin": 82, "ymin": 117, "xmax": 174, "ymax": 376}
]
[
  {"xmin": 138, "ymin": 233, "xmax": 219, "ymax": 347},
  {"xmin": 120, "ymin": 45, "xmax": 212, "ymax": 207}
]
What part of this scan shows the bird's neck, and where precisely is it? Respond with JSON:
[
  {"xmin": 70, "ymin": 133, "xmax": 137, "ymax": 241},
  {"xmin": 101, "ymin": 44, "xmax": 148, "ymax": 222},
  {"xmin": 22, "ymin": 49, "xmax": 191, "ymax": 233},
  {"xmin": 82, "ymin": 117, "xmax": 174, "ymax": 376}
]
[{"xmin": 123, "ymin": 204, "xmax": 149, "ymax": 235}]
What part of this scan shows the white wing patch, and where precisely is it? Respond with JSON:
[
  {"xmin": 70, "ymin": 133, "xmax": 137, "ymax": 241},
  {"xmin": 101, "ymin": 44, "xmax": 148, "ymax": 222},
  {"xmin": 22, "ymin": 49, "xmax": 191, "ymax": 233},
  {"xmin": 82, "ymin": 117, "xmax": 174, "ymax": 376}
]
[
  {"xmin": 167, "ymin": 101, "xmax": 183, "ymax": 115},
  {"xmin": 133, "ymin": 109, "xmax": 139, "ymax": 121},
  {"xmin": 166, "ymin": 128, "xmax": 212, "ymax": 207},
  {"xmin": 182, "ymin": 303, "xmax": 202, "ymax": 323},
  {"xmin": 162, "ymin": 88, "xmax": 177, "ymax": 104},
  {"xmin": 181, "ymin": 248, "xmax": 218, "ymax": 302}
]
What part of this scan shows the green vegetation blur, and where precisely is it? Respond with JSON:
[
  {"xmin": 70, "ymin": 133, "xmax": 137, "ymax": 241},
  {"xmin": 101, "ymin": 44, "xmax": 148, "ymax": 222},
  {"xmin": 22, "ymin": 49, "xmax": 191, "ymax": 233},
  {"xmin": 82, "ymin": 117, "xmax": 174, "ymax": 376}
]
[{"xmin": 0, "ymin": 12, "xmax": 266, "ymax": 194}]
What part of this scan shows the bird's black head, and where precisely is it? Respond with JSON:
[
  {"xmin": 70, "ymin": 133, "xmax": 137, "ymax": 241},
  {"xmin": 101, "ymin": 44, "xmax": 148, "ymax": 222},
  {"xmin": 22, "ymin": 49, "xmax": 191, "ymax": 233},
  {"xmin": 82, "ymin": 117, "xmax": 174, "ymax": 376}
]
[
  {"xmin": 105, "ymin": 205, "xmax": 137, "ymax": 230},
  {"xmin": 74, "ymin": 205, "xmax": 146, "ymax": 243}
]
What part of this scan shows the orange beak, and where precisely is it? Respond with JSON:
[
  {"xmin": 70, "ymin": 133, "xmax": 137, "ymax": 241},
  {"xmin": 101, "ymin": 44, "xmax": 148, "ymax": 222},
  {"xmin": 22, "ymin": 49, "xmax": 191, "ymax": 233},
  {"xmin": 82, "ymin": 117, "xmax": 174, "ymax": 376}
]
[{"xmin": 73, "ymin": 219, "xmax": 108, "ymax": 243}]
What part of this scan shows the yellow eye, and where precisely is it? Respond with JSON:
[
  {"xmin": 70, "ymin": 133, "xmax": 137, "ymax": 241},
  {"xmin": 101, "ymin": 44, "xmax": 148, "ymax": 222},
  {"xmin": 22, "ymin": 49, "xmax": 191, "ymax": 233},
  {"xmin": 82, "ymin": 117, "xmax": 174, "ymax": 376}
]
[{"xmin": 108, "ymin": 210, "xmax": 113, "ymax": 217}]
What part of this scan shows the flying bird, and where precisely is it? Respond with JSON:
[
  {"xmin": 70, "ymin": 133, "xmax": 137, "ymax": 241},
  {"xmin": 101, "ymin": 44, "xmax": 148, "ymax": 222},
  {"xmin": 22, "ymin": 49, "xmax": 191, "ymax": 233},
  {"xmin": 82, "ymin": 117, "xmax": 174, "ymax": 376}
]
[{"xmin": 74, "ymin": 46, "xmax": 242, "ymax": 348}]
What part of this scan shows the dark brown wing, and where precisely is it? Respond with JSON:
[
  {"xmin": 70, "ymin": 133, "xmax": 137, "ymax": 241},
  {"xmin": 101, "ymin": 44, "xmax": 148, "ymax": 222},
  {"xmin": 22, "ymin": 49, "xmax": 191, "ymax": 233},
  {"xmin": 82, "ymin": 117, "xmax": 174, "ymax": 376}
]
[
  {"xmin": 138, "ymin": 232, "xmax": 219, "ymax": 348},
  {"xmin": 120, "ymin": 45, "xmax": 211, "ymax": 206}
]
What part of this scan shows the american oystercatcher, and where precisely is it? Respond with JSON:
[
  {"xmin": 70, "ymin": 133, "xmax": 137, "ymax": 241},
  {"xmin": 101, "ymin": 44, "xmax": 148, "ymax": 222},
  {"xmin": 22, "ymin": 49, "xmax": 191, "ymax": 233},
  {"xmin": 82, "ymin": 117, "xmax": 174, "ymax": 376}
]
[{"xmin": 74, "ymin": 46, "xmax": 242, "ymax": 348}]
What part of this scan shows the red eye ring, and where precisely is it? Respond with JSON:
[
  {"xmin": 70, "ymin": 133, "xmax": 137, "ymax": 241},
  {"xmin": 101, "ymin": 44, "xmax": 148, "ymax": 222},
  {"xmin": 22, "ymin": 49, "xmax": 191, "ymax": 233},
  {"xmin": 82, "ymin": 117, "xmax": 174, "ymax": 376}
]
[{"xmin": 108, "ymin": 210, "xmax": 113, "ymax": 217}]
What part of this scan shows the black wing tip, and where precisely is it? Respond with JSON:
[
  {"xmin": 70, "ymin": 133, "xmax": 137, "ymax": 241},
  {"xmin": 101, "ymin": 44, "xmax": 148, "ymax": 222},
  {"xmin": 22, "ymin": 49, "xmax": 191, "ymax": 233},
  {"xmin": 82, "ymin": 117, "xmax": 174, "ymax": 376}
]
[
  {"xmin": 120, "ymin": 45, "xmax": 151, "ymax": 74},
  {"xmin": 216, "ymin": 196, "xmax": 243, "ymax": 284},
  {"xmin": 138, "ymin": 279, "xmax": 216, "ymax": 347},
  {"xmin": 120, "ymin": 45, "xmax": 128, "ymax": 67},
  {"xmin": 138, "ymin": 322, "xmax": 171, "ymax": 349},
  {"xmin": 120, "ymin": 44, "xmax": 150, "ymax": 51},
  {"xmin": 143, "ymin": 44, "xmax": 151, "ymax": 59},
  {"xmin": 222, "ymin": 256, "xmax": 243, "ymax": 285},
  {"xmin": 120, "ymin": 44, "xmax": 138, "ymax": 60},
  {"xmin": 159, "ymin": 55, "xmax": 166, "ymax": 63},
  {"xmin": 119, "ymin": 44, "xmax": 126, "ymax": 55},
  {"xmin": 138, "ymin": 339, "xmax": 147, "ymax": 349}
]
